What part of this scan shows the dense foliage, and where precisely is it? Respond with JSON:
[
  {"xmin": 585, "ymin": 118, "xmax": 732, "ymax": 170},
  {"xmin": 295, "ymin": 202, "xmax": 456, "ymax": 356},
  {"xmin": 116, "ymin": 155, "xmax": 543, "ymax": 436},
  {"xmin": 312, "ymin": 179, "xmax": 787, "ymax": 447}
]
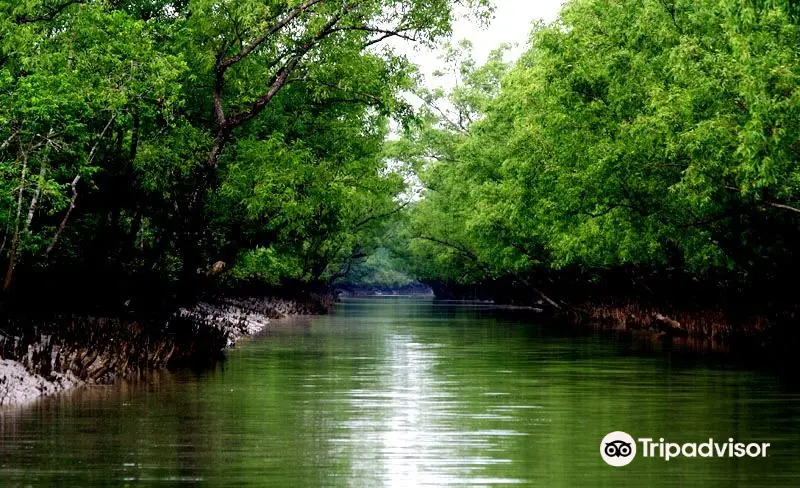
[
  {"xmin": 4, "ymin": 0, "xmax": 799, "ymax": 311},
  {"xmin": 395, "ymin": 0, "xmax": 800, "ymax": 304},
  {"xmin": 0, "ymin": 0, "xmax": 488, "ymax": 309}
]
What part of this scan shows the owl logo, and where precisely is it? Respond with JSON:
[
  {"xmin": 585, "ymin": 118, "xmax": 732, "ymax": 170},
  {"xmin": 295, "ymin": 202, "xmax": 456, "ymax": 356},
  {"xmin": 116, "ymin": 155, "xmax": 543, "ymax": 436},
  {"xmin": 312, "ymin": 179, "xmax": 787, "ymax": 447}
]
[
  {"xmin": 600, "ymin": 431, "xmax": 637, "ymax": 466},
  {"xmin": 604, "ymin": 440, "xmax": 633, "ymax": 457}
]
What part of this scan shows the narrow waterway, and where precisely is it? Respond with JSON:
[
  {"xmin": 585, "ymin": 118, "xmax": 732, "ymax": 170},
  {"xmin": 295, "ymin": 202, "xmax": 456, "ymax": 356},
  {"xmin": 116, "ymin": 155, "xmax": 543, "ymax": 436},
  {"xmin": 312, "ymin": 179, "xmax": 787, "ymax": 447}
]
[{"xmin": 2, "ymin": 298, "xmax": 800, "ymax": 486}]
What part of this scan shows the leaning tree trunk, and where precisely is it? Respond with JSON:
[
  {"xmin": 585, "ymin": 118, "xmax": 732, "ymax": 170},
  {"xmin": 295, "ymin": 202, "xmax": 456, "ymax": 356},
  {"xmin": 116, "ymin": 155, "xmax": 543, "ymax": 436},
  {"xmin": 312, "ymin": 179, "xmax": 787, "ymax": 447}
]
[{"xmin": 4, "ymin": 152, "xmax": 29, "ymax": 291}]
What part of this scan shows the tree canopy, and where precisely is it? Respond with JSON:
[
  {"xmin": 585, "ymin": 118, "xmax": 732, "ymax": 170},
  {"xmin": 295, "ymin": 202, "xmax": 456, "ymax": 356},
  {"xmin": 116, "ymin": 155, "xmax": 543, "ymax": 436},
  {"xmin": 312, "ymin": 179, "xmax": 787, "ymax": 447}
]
[
  {"xmin": 0, "ymin": 0, "xmax": 489, "ymax": 309},
  {"xmin": 4, "ymin": 0, "xmax": 800, "ymax": 310},
  {"xmin": 393, "ymin": 0, "xmax": 800, "ymax": 303}
]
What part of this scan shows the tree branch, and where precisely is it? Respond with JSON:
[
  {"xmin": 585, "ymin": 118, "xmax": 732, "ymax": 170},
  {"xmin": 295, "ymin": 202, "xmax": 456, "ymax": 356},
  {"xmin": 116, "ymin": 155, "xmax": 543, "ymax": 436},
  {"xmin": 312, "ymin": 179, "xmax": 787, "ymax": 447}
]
[
  {"xmin": 327, "ymin": 250, "xmax": 369, "ymax": 283},
  {"xmin": 302, "ymin": 80, "xmax": 385, "ymax": 106},
  {"xmin": 332, "ymin": 24, "xmax": 419, "ymax": 43},
  {"xmin": 764, "ymin": 200, "xmax": 800, "ymax": 214},
  {"xmin": 518, "ymin": 277, "xmax": 562, "ymax": 310},
  {"xmin": 15, "ymin": 0, "xmax": 84, "ymax": 23},
  {"xmin": 724, "ymin": 185, "xmax": 800, "ymax": 215},
  {"xmin": 46, "ymin": 115, "xmax": 115, "ymax": 256},
  {"xmin": 361, "ymin": 32, "xmax": 397, "ymax": 48},
  {"xmin": 414, "ymin": 235, "xmax": 479, "ymax": 262},
  {"xmin": 217, "ymin": 0, "xmax": 328, "ymax": 71},
  {"xmin": 354, "ymin": 201, "xmax": 410, "ymax": 229},
  {"xmin": 415, "ymin": 92, "xmax": 471, "ymax": 134},
  {"xmin": 0, "ymin": 127, "xmax": 19, "ymax": 152},
  {"xmin": 223, "ymin": 4, "xmax": 352, "ymax": 130},
  {"xmin": 25, "ymin": 163, "xmax": 47, "ymax": 229}
]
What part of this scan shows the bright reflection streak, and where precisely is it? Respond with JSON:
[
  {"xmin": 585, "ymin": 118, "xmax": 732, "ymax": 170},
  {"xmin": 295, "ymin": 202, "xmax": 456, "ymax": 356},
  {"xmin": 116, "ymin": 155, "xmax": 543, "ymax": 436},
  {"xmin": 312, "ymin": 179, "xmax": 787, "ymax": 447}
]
[{"xmin": 334, "ymin": 333, "xmax": 525, "ymax": 486}]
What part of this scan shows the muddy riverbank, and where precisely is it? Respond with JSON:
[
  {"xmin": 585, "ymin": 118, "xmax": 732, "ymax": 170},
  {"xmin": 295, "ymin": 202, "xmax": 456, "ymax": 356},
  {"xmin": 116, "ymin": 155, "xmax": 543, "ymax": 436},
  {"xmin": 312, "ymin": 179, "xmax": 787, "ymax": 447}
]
[
  {"xmin": 423, "ymin": 277, "xmax": 800, "ymax": 357},
  {"xmin": 0, "ymin": 294, "xmax": 330, "ymax": 407}
]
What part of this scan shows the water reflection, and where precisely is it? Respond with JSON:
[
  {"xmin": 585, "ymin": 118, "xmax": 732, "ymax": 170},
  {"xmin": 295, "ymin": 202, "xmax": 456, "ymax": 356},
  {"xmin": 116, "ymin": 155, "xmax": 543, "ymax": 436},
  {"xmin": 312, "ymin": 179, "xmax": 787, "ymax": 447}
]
[
  {"xmin": 2, "ymin": 299, "xmax": 800, "ymax": 487},
  {"xmin": 334, "ymin": 334, "xmax": 524, "ymax": 486}
]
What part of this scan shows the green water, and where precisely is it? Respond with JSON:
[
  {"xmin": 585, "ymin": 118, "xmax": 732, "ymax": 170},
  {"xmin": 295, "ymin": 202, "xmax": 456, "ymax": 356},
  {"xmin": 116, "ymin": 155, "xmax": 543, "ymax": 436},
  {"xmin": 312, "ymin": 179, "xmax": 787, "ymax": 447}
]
[{"xmin": 2, "ymin": 298, "xmax": 800, "ymax": 486}]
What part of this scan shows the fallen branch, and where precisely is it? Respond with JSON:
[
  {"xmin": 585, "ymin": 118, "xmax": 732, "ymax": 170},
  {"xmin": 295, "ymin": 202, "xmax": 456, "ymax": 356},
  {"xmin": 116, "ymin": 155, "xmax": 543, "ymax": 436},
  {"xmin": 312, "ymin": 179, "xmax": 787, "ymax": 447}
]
[{"xmin": 519, "ymin": 278, "xmax": 562, "ymax": 311}]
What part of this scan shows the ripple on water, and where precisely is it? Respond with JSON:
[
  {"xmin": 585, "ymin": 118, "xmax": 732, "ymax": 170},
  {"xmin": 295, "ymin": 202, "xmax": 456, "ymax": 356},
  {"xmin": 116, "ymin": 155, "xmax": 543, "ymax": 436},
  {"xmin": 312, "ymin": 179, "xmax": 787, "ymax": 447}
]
[{"xmin": 3, "ymin": 298, "xmax": 800, "ymax": 487}]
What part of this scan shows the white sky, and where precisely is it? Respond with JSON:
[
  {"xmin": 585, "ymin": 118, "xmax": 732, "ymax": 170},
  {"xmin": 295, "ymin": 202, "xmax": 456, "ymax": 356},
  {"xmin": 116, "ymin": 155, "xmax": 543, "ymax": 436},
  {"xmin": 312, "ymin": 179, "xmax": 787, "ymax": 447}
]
[
  {"xmin": 405, "ymin": 0, "xmax": 566, "ymax": 90},
  {"xmin": 386, "ymin": 1, "xmax": 565, "ymax": 197},
  {"xmin": 385, "ymin": 0, "xmax": 564, "ymax": 141}
]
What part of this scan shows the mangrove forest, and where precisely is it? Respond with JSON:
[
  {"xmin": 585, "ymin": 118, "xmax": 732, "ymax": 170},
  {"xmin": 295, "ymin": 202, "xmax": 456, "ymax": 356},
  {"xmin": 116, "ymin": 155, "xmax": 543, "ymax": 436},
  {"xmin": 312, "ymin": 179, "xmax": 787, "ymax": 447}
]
[{"xmin": 4, "ymin": 0, "xmax": 800, "ymax": 485}]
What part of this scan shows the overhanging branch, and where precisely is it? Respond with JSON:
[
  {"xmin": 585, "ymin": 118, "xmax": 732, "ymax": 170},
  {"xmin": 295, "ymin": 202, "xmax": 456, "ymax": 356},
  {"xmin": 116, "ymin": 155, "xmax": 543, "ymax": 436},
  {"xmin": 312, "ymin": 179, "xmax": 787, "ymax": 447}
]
[
  {"xmin": 217, "ymin": 0, "xmax": 328, "ymax": 71},
  {"xmin": 222, "ymin": 4, "xmax": 352, "ymax": 131},
  {"xmin": 332, "ymin": 24, "xmax": 420, "ymax": 44},
  {"xmin": 354, "ymin": 201, "xmax": 410, "ymax": 229},
  {"xmin": 14, "ymin": 0, "xmax": 84, "ymax": 23},
  {"xmin": 724, "ymin": 185, "xmax": 800, "ymax": 215}
]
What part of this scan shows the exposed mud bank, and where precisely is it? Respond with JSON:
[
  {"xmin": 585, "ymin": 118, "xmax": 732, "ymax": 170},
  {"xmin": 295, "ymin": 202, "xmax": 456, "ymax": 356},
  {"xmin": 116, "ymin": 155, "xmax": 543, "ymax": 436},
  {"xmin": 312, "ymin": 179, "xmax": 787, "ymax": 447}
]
[
  {"xmin": 0, "ymin": 294, "xmax": 330, "ymax": 407},
  {"xmin": 425, "ymin": 280, "xmax": 795, "ymax": 355},
  {"xmin": 0, "ymin": 359, "xmax": 81, "ymax": 407},
  {"xmin": 550, "ymin": 300, "xmax": 789, "ymax": 356}
]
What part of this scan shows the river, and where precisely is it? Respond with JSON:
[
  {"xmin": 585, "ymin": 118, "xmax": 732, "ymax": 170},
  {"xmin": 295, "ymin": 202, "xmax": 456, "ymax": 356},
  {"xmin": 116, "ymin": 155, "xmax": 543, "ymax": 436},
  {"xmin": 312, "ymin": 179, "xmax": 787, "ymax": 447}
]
[{"xmin": 2, "ymin": 298, "xmax": 800, "ymax": 486}]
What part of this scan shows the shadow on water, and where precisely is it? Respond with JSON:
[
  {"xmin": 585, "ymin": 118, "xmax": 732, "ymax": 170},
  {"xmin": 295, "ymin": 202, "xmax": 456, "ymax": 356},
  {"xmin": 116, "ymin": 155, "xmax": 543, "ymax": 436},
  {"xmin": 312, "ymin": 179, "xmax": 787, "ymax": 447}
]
[{"xmin": 2, "ymin": 297, "xmax": 800, "ymax": 486}]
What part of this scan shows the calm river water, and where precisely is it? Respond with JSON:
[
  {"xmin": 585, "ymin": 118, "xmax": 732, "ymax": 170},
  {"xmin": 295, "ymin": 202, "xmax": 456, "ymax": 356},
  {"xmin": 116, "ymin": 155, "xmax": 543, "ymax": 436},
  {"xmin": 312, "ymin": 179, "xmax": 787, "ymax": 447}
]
[{"xmin": 2, "ymin": 298, "xmax": 800, "ymax": 486}]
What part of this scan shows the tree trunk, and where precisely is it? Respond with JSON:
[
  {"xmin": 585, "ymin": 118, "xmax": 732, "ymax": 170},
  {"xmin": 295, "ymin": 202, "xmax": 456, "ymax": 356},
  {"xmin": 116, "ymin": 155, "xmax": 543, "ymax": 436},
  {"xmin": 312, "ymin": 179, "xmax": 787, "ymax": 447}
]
[
  {"xmin": 4, "ymin": 152, "xmax": 29, "ymax": 291},
  {"xmin": 25, "ymin": 163, "xmax": 47, "ymax": 229}
]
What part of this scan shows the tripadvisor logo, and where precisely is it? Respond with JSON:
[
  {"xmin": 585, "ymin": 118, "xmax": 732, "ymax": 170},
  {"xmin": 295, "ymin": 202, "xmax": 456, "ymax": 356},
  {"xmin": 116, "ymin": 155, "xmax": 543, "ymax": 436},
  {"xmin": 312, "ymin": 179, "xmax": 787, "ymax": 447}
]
[
  {"xmin": 601, "ymin": 432, "xmax": 637, "ymax": 467},
  {"xmin": 601, "ymin": 432, "xmax": 771, "ymax": 467}
]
